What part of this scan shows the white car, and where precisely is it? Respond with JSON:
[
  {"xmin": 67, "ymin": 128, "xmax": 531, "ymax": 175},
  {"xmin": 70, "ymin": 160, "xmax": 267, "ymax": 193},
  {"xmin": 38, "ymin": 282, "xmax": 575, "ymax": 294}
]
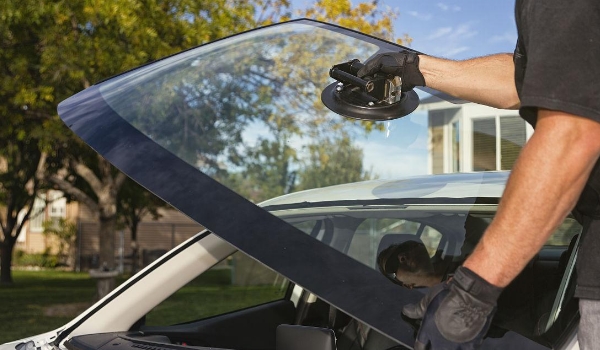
[{"xmin": 2, "ymin": 19, "xmax": 581, "ymax": 350}]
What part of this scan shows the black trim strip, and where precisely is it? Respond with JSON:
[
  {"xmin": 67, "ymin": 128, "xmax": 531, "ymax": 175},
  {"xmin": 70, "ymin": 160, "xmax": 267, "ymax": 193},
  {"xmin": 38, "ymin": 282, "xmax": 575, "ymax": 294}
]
[
  {"xmin": 59, "ymin": 82, "xmax": 421, "ymax": 346},
  {"xmin": 262, "ymin": 197, "xmax": 500, "ymax": 212}
]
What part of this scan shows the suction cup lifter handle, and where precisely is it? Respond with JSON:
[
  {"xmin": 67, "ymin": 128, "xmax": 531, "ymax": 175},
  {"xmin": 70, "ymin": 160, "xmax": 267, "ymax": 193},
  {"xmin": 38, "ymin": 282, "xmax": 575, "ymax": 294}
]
[
  {"xmin": 329, "ymin": 59, "xmax": 374, "ymax": 92},
  {"xmin": 322, "ymin": 58, "xmax": 420, "ymax": 121}
]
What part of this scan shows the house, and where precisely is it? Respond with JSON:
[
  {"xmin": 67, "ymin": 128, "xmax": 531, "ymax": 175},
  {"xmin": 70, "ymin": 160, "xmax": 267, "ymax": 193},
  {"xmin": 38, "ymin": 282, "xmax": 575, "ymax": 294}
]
[
  {"xmin": 16, "ymin": 190, "xmax": 203, "ymax": 272},
  {"xmin": 420, "ymin": 95, "xmax": 534, "ymax": 174}
]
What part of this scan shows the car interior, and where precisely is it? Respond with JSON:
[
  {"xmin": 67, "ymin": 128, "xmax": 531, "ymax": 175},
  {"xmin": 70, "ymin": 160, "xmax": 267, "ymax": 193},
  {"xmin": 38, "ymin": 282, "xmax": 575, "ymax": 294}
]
[{"xmin": 64, "ymin": 209, "xmax": 582, "ymax": 350}]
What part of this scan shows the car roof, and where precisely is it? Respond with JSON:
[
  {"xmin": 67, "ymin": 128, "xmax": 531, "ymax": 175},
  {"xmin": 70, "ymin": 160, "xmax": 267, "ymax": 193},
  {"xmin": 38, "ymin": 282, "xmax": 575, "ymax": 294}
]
[{"xmin": 260, "ymin": 171, "xmax": 509, "ymax": 208}]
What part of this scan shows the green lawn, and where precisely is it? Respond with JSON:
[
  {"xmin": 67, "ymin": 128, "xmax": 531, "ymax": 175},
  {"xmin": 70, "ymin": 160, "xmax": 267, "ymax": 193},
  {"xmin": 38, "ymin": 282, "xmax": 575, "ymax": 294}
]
[
  {"xmin": 0, "ymin": 270, "xmax": 98, "ymax": 344},
  {"xmin": 145, "ymin": 282, "xmax": 284, "ymax": 326},
  {"xmin": 0, "ymin": 269, "xmax": 285, "ymax": 344}
]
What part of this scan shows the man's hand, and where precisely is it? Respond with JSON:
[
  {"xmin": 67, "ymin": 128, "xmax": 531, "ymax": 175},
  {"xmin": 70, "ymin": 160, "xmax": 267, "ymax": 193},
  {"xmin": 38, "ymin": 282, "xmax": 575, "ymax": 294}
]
[
  {"xmin": 356, "ymin": 50, "xmax": 425, "ymax": 92},
  {"xmin": 402, "ymin": 266, "xmax": 503, "ymax": 350}
]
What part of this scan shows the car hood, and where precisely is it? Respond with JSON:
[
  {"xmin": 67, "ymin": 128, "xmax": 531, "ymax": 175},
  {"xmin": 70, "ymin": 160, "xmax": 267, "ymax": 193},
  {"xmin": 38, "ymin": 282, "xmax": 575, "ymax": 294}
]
[{"xmin": 57, "ymin": 19, "xmax": 499, "ymax": 345}]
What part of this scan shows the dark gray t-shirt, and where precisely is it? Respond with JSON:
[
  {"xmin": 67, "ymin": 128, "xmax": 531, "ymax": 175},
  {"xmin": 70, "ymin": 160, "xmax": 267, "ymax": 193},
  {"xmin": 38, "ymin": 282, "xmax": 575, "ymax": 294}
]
[
  {"xmin": 514, "ymin": 0, "xmax": 600, "ymax": 299},
  {"xmin": 514, "ymin": 0, "xmax": 600, "ymax": 126}
]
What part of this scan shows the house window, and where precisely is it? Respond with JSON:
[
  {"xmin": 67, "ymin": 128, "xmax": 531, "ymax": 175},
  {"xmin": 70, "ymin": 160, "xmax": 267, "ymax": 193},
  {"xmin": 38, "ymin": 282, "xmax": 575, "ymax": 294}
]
[
  {"xmin": 472, "ymin": 116, "xmax": 526, "ymax": 171},
  {"xmin": 500, "ymin": 116, "xmax": 527, "ymax": 170},
  {"xmin": 17, "ymin": 210, "xmax": 27, "ymax": 242},
  {"xmin": 429, "ymin": 108, "xmax": 461, "ymax": 174},
  {"xmin": 430, "ymin": 112, "xmax": 445, "ymax": 174},
  {"xmin": 49, "ymin": 191, "xmax": 66, "ymax": 218},
  {"xmin": 472, "ymin": 118, "xmax": 497, "ymax": 171},
  {"xmin": 427, "ymin": 102, "xmax": 531, "ymax": 174},
  {"xmin": 29, "ymin": 194, "xmax": 46, "ymax": 232},
  {"xmin": 451, "ymin": 121, "xmax": 460, "ymax": 172},
  {"xmin": 48, "ymin": 191, "xmax": 67, "ymax": 227}
]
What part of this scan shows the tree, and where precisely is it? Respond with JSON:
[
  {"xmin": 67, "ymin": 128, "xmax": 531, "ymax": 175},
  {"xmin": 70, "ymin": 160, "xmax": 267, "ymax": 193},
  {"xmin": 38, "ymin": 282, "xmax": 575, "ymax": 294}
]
[
  {"xmin": 0, "ymin": 0, "xmax": 284, "ymax": 277},
  {"xmin": 117, "ymin": 179, "xmax": 164, "ymax": 273},
  {"xmin": 0, "ymin": 123, "xmax": 44, "ymax": 285},
  {"xmin": 220, "ymin": 0, "xmax": 408, "ymax": 201},
  {"xmin": 235, "ymin": 133, "xmax": 299, "ymax": 203},
  {"xmin": 300, "ymin": 0, "xmax": 410, "ymax": 45},
  {"xmin": 298, "ymin": 134, "xmax": 373, "ymax": 190},
  {"xmin": 0, "ymin": 0, "xmax": 409, "ymax": 285},
  {"xmin": 42, "ymin": 148, "xmax": 128, "ymax": 271},
  {"xmin": 0, "ymin": 118, "xmax": 65, "ymax": 285},
  {"xmin": 33, "ymin": 0, "xmax": 288, "ymax": 271},
  {"xmin": 0, "ymin": 1, "xmax": 63, "ymax": 283},
  {"xmin": 42, "ymin": 218, "xmax": 77, "ymax": 267}
]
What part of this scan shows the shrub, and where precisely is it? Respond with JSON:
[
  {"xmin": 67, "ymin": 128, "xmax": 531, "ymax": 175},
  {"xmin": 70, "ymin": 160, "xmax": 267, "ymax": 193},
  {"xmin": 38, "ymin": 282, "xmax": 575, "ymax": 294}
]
[{"xmin": 13, "ymin": 250, "xmax": 61, "ymax": 268}]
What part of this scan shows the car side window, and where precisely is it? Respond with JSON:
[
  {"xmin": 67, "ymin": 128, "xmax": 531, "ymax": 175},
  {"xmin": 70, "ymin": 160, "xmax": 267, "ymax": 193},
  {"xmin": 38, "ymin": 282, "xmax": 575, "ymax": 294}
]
[
  {"xmin": 545, "ymin": 217, "xmax": 581, "ymax": 246},
  {"xmin": 144, "ymin": 250, "xmax": 288, "ymax": 326},
  {"xmin": 352, "ymin": 213, "xmax": 583, "ymax": 347},
  {"xmin": 347, "ymin": 218, "xmax": 443, "ymax": 269},
  {"xmin": 282, "ymin": 210, "xmax": 582, "ymax": 348}
]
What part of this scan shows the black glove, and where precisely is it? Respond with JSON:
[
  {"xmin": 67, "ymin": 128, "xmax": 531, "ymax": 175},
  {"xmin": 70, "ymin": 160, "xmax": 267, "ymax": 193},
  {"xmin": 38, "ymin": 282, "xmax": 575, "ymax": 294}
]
[
  {"xmin": 356, "ymin": 50, "xmax": 426, "ymax": 92},
  {"xmin": 402, "ymin": 266, "xmax": 503, "ymax": 350}
]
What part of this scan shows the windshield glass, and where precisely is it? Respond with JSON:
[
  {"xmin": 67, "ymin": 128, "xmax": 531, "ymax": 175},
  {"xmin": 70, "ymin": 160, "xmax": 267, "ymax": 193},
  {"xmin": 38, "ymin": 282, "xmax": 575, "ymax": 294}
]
[
  {"xmin": 99, "ymin": 22, "xmax": 430, "ymax": 202},
  {"xmin": 59, "ymin": 20, "xmax": 571, "ymax": 346}
]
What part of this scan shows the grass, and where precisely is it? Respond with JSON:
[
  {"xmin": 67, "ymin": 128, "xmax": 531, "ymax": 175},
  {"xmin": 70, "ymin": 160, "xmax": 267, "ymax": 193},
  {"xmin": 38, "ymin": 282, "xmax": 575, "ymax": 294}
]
[
  {"xmin": 145, "ymin": 268, "xmax": 286, "ymax": 325},
  {"xmin": 0, "ymin": 269, "xmax": 285, "ymax": 344},
  {"xmin": 145, "ymin": 280, "xmax": 284, "ymax": 326},
  {"xmin": 0, "ymin": 270, "xmax": 98, "ymax": 344}
]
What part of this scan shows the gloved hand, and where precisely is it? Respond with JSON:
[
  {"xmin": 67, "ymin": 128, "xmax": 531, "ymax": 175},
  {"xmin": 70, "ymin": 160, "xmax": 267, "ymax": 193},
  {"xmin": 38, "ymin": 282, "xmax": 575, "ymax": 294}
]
[
  {"xmin": 356, "ymin": 50, "xmax": 426, "ymax": 92},
  {"xmin": 402, "ymin": 266, "xmax": 503, "ymax": 350}
]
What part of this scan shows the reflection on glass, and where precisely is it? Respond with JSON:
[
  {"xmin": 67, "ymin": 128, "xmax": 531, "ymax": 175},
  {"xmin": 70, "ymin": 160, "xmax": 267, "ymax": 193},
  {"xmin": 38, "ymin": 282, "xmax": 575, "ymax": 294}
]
[
  {"xmin": 286, "ymin": 200, "xmax": 581, "ymax": 294},
  {"xmin": 274, "ymin": 192, "xmax": 581, "ymax": 340},
  {"xmin": 377, "ymin": 239, "xmax": 443, "ymax": 288},
  {"xmin": 100, "ymin": 23, "xmax": 433, "ymax": 203},
  {"xmin": 94, "ymin": 21, "xmax": 538, "ymax": 207}
]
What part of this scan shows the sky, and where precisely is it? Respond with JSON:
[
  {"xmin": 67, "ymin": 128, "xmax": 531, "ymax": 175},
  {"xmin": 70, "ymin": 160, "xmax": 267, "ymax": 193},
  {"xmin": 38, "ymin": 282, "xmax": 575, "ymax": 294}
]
[
  {"xmin": 282, "ymin": 1, "xmax": 520, "ymax": 178},
  {"xmin": 291, "ymin": 1, "xmax": 518, "ymax": 59},
  {"xmin": 385, "ymin": 1, "xmax": 517, "ymax": 59}
]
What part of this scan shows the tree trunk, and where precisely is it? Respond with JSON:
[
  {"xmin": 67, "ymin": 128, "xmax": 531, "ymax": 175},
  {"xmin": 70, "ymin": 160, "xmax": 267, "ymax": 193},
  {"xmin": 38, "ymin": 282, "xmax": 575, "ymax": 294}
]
[
  {"xmin": 131, "ymin": 243, "xmax": 139, "ymax": 274},
  {"xmin": 130, "ymin": 224, "xmax": 139, "ymax": 274},
  {"xmin": 0, "ymin": 241, "xmax": 14, "ymax": 285},
  {"xmin": 98, "ymin": 215, "xmax": 116, "ymax": 270},
  {"xmin": 96, "ymin": 214, "xmax": 117, "ymax": 298}
]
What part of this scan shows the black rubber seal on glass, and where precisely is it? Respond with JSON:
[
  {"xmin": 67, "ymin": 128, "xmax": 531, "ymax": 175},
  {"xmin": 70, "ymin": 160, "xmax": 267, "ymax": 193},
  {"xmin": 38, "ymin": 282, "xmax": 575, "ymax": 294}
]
[{"xmin": 58, "ymin": 78, "xmax": 419, "ymax": 349}]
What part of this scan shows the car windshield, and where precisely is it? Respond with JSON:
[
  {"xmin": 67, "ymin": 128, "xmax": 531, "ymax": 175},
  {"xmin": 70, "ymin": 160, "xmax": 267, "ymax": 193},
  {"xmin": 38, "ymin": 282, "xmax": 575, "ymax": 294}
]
[
  {"xmin": 58, "ymin": 20, "xmax": 580, "ymax": 347},
  {"xmin": 97, "ymin": 22, "xmax": 430, "ymax": 190}
]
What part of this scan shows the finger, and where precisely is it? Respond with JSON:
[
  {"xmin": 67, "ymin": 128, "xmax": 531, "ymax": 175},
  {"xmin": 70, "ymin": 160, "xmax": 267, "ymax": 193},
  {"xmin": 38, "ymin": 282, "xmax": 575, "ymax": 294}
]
[
  {"xmin": 413, "ymin": 339, "xmax": 429, "ymax": 350},
  {"xmin": 402, "ymin": 283, "xmax": 447, "ymax": 319},
  {"xmin": 402, "ymin": 299, "xmax": 427, "ymax": 320},
  {"xmin": 356, "ymin": 60, "xmax": 380, "ymax": 77}
]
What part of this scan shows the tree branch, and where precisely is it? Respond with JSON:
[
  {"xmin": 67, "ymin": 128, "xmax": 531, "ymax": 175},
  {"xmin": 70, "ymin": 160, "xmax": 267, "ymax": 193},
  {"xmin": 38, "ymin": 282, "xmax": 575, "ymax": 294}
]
[
  {"xmin": 48, "ymin": 173, "xmax": 99, "ymax": 213},
  {"xmin": 115, "ymin": 171, "xmax": 128, "ymax": 190},
  {"xmin": 71, "ymin": 159, "xmax": 104, "ymax": 194}
]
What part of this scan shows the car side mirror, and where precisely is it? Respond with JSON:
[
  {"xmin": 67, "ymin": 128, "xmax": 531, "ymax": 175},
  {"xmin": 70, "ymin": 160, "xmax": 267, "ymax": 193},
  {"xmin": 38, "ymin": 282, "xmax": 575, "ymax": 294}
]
[{"xmin": 276, "ymin": 324, "xmax": 336, "ymax": 350}]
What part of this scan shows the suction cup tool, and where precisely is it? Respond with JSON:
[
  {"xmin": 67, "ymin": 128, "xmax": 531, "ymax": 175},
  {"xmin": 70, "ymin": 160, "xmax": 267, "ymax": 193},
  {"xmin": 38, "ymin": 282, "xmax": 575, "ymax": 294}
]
[{"xmin": 321, "ymin": 59, "xmax": 419, "ymax": 121}]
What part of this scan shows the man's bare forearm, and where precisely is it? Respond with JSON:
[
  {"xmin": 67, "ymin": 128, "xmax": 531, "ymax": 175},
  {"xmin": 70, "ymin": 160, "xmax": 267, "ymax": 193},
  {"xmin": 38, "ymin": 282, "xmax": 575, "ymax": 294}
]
[
  {"xmin": 419, "ymin": 53, "xmax": 520, "ymax": 110},
  {"xmin": 463, "ymin": 109, "xmax": 600, "ymax": 287}
]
